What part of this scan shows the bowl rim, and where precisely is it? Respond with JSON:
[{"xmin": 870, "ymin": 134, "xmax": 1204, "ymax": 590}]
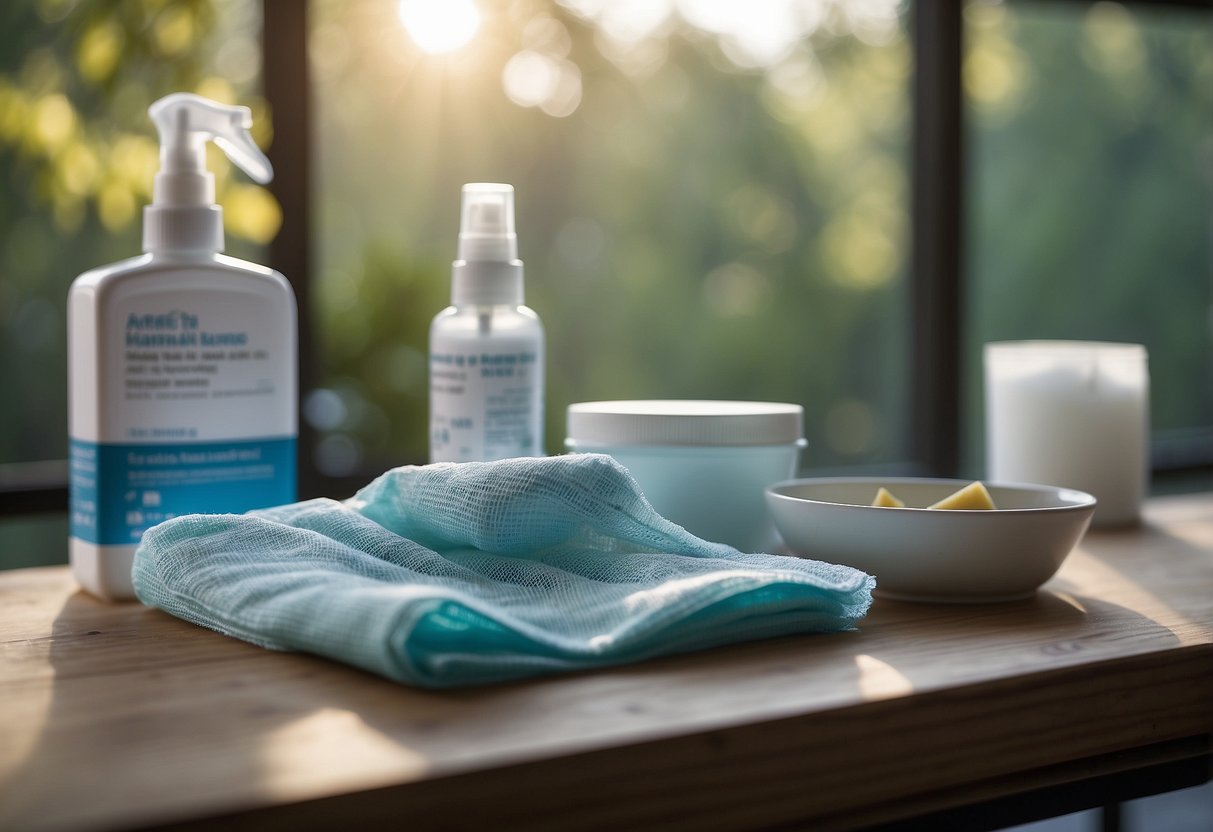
[{"xmin": 766, "ymin": 476, "xmax": 1097, "ymax": 514}]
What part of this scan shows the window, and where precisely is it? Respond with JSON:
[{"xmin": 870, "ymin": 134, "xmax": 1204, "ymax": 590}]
[
  {"xmin": 0, "ymin": 0, "xmax": 273, "ymax": 565},
  {"xmin": 2, "ymin": 0, "xmax": 1210, "ymax": 571},
  {"xmin": 306, "ymin": 0, "xmax": 911, "ymax": 476},
  {"xmin": 963, "ymin": 0, "xmax": 1213, "ymax": 476}
]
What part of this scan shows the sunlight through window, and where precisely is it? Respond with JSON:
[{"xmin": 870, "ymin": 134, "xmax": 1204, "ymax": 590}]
[{"xmin": 398, "ymin": 0, "xmax": 480, "ymax": 54}]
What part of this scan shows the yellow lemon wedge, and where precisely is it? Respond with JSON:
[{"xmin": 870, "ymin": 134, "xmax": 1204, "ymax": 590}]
[
  {"xmin": 871, "ymin": 487, "xmax": 905, "ymax": 508},
  {"xmin": 928, "ymin": 481, "xmax": 997, "ymax": 511}
]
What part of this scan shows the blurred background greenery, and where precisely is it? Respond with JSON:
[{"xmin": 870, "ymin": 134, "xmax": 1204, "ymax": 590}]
[
  {"xmin": 308, "ymin": 0, "xmax": 912, "ymax": 476},
  {"xmin": 963, "ymin": 0, "xmax": 1212, "ymax": 472},
  {"xmin": 1, "ymin": 0, "xmax": 1210, "ymax": 568}
]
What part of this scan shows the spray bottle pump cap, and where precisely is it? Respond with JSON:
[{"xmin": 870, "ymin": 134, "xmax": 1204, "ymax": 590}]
[
  {"xmin": 451, "ymin": 183, "xmax": 525, "ymax": 305},
  {"xmin": 457, "ymin": 183, "xmax": 518, "ymax": 262},
  {"xmin": 143, "ymin": 93, "xmax": 273, "ymax": 253}
]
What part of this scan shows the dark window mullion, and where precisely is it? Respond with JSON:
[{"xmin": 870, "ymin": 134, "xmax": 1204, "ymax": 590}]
[
  {"xmin": 911, "ymin": 0, "xmax": 965, "ymax": 478},
  {"xmin": 262, "ymin": 0, "xmax": 319, "ymax": 498},
  {"xmin": 0, "ymin": 461, "xmax": 68, "ymax": 516}
]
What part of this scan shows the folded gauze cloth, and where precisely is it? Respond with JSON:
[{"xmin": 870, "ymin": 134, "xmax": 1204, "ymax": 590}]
[{"xmin": 133, "ymin": 454, "xmax": 875, "ymax": 688}]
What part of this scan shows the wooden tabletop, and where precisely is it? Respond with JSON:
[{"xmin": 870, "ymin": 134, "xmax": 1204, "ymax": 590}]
[{"xmin": 2, "ymin": 494, "xmax": 1211, "ymax": 832}]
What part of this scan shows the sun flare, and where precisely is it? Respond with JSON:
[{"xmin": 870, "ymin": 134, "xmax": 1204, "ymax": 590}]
[{"xmin": 398, "ymin": 0, "xmax": 480, "ymax": 54}]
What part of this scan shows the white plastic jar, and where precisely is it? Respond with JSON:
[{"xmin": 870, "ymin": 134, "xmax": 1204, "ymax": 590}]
[{"xmin": 565, "ymin": 400, "xmax": 806, "ymax": 552}]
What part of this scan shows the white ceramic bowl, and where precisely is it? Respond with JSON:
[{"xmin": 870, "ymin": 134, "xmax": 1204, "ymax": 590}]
[{"xmin": 765, "ymin": 477, "xmax": 1096, "ymax": 603}]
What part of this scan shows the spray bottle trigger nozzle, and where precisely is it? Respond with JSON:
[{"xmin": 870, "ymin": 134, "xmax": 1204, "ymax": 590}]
[{"xmin": 149, "ymin": 92, "xmax": 273, "ymax": 185}]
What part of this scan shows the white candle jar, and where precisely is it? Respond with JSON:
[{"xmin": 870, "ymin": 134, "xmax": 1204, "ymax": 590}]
[
  {"xmin": 565, "ymin": 401, "xmax": 806, "ymax": 552},
  {"xmin": 984, "ymin": 341, "xmax": 1149, "ymax": 528}
]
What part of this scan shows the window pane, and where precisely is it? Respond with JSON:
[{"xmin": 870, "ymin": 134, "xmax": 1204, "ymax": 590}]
[
  {"xmin": 1, "ymin": 1, "xmax": 273, "ymax": 571},
  {"xmin": 0, "ymin": 0, "xmax": 269, "ymax": 468},
  {"xmin": 309, "ymin": 0, "xmax": 912, "ymax": 477},
  {"xmin": 964, "ymin": 1, "xmax": 1213, "ymax": 473}
]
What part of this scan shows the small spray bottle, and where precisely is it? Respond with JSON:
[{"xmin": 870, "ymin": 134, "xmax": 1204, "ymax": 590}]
[{"xmin": 429, "ymin": 183, "xmax": 545, "ymax": 462}]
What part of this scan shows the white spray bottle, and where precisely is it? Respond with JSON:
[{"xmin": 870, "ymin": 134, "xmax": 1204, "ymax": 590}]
[
  {"xmin": 68, "ymin": 93, "xmax": 297, "ymax": 601},
  {"xmin": 429, "ymin": 183, "xmax": 545, "ymax": 462}
]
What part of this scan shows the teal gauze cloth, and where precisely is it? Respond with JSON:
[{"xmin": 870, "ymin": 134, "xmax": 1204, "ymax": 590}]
[{"xmin": 133, "ymin": 454, "xmax": 874, "ymax": 689}]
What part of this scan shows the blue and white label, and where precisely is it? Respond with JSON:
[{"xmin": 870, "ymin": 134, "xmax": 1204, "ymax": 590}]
[
  {"xmin": 69, "ymin": 436, "xmax": 296, "ymax": 545},
  {"xmin": 430, "ymin": 342, "xmax": 543, "ymax": 463}
]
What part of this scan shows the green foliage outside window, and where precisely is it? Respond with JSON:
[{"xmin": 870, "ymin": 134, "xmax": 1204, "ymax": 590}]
[
  {"xmin": 309, "ymin": 0, "xmax": 911, "ymax": 475},
  {"xmin": 0, "ymin": 0, "xmax": 274, "ymax": 465},
  {"xmin": 964, "ymin": 1, "xmax": 1213, "ymax": 469}
]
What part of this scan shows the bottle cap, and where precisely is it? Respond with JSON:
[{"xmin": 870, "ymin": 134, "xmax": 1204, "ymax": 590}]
[
  {"xmin": 451, "ymin": 183, "xmax": 524, "ymax": 305},
  {"xmin": 566, "ymin": 401, "xmax": 805, "ymax": 447},
  {"xmin": 458, "ymin": 183, "xmax": 517, "ymax": 262},
  {"xmin": 143, "ymin": 93, "xmax": 273, "ymax": 253}
]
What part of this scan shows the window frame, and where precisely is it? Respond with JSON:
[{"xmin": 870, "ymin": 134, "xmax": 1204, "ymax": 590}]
[{"xmin": 1, "ymin": 0, "xmax": 1210, "ymax": 520}]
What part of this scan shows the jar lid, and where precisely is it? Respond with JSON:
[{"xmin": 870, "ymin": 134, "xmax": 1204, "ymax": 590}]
[{"xmin": 566, "ymin": 400, "xmax": 804, "ymax": 447}]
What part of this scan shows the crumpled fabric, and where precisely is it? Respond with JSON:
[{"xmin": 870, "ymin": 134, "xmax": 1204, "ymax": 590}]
[{"xmin": 133, "ymin": 454, "xmax": 874, "ymax": 688}]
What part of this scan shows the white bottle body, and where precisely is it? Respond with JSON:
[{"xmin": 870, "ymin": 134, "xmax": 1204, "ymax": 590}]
[
  {"xmin": 68, "ymin": 252, "xmax": 297, "ymax": 600},
  {"xmin": 429, "ymin": 305, "xmax": 544, "ymax": 462}
]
